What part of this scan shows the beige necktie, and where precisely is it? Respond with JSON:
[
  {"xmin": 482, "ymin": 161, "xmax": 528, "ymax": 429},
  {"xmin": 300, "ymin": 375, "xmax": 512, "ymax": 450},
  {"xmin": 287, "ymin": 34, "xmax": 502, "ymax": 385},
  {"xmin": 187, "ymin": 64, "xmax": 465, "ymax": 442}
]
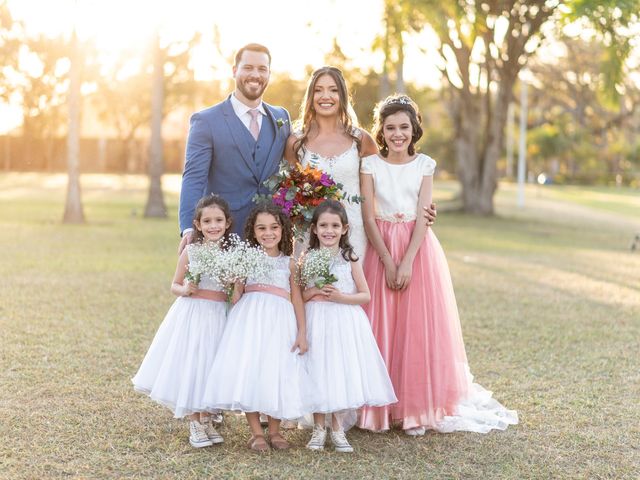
[{"xmin": 248, "ymin": 109, "xmax": 260, "ymax": 140}]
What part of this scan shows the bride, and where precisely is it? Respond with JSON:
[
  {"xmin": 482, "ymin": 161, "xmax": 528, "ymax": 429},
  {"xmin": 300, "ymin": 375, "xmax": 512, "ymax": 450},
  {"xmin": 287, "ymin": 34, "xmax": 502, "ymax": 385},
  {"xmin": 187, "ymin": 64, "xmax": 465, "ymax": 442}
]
[{"xmin": 284, "ymin": 66, "xmax": 377, "ymax": 259}]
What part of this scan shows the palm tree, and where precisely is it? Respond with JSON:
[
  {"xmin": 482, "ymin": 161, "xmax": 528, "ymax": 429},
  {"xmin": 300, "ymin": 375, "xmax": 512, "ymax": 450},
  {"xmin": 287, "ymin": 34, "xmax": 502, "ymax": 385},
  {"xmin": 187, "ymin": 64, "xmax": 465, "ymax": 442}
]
[
  {"xmin": 144, "ymin": 30, "xmax": 167, "ymax": 218},
  {"xmin": 63, "ymin": 28, "xmax": 84, "ymax": 224}
]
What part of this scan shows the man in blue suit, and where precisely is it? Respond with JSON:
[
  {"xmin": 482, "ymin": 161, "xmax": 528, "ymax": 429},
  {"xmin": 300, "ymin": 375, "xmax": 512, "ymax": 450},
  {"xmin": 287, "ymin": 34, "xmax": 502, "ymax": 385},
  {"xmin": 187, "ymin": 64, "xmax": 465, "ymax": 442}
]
[{"xmin": 178, "ymin": 43, "xmax": 291, "ymax": 250}]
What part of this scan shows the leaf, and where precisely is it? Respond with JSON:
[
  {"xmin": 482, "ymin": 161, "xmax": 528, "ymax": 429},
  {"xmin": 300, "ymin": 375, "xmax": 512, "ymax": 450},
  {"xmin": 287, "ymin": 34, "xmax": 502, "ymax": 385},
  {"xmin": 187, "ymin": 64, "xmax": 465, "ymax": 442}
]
[{"xmin": 285, "ymin": 187, "xmax": 297, "ymax": 201}]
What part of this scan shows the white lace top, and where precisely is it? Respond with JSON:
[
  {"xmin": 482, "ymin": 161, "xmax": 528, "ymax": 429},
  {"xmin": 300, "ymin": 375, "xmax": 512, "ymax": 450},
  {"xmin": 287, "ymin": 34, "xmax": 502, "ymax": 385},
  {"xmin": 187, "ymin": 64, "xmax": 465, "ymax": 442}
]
[
  {"xmin": 360, "ymin": 153, "xmax": 436, "ymax": 222},
  {"xmin": 245, "ymin": 254, "xmax": 291, "ymax": 292},
  {"xmin": 305, "ymin": 253, "xmax": 356, "ymax": 295}
]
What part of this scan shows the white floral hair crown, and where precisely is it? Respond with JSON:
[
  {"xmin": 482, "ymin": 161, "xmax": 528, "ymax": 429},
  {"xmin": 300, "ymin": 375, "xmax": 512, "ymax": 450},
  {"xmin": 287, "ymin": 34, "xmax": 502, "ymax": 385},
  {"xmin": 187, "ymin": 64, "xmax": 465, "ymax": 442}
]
[{"xmin": 384, "ymin": 96, "xmax": 412, "ymax": 106}]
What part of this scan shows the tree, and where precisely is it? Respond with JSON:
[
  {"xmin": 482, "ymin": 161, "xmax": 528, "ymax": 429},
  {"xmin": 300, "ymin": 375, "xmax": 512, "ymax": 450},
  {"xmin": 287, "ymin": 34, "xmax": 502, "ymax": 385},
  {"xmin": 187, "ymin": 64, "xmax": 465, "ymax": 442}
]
[
  {"xmin": 526, "ymin": 35, "xmax": 640, "ymax": 183},
  {"xmin": 15, "ymin": 34, "xmax": 70, "ymax": 170},
  {"xmin": 92, "ymin": 33, "xmax": 199, "ymax": 174},
  {"xmin": 144, "ymin": 30, "xmax": 167, "ymax": 218},
  {"xmin": 92, "ymin": 56, "xmax": 151, "ymax": 172},
  {"xmin": 410, "ymin": 0, "xmax": 557, "ymax": 214},
  {"xmin": 407, "ymin": 0, "xmax": 639, "ymax": 214},
  {"xmin": 0, "ymin": 0, "xmax": 21, "ymax": 102},
  {"xmin": 63, "ymin": 29, "xmax": 84, "ymax": 223},
  {"xmin": 374, "ymin": 0, "xmax": 418, "ymax": 98}
]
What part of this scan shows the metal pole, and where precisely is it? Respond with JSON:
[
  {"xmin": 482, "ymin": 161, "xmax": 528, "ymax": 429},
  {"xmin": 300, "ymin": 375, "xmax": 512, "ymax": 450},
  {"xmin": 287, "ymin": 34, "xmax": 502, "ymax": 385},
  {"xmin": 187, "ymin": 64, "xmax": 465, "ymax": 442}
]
[{"xmin": 506, "ymin": 102, "xmax": 514, "ymax": 178}]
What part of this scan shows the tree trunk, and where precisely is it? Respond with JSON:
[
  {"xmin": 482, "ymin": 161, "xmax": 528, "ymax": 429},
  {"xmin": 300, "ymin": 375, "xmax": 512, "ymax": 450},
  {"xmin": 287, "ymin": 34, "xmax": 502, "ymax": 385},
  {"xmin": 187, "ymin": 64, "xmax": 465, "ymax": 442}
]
[
  {"xmin": 454, "ymin": 69, "xmax": 515, "ymax": 215},
  {"xmin": 63, "ymin": 30, "xmax": 84, "ymax": 224},
  {"xmin": 453, "ymin": 94, "xmax": 491, "ymax": 214},
  {"xmin": 144, "ymin": 32, "xmax": 167, "ymax": 218},
  {"xmin": 395, "ymin": 42, "xmax": 404, "ymax": 93}
]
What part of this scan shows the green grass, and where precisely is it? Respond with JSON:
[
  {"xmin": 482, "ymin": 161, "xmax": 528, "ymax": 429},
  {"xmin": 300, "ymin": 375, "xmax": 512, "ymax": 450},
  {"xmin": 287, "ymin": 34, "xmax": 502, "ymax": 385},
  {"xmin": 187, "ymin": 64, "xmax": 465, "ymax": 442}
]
[{"xmin": 1, "ymin": 173, "xmax": 639, "ymax": 479}]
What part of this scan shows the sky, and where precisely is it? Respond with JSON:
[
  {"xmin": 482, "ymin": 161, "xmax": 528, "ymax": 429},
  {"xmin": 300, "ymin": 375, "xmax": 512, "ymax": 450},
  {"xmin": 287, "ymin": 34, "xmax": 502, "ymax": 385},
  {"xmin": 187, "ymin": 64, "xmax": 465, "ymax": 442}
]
[
  {"xmin": 1, "ymin": 0, "xmax": 445, "ymax": 133},
  {"xmin": 6, "ymin": 0, "xmax": 442, "ymax": 82}
]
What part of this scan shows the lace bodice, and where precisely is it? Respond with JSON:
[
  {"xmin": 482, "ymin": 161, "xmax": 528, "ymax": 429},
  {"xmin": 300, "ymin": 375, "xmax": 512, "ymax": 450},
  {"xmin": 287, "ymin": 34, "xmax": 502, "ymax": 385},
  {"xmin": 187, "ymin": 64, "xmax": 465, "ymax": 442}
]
[
  {"xmin": 306, "ymin": 253, "xmax": 356, "ymax": 295},
  {"xmin": 246, "ymin": 254, "xmax": 291, "ymax": 292},
  {"xmin": 298, "ymin": 139, "xmax": 367, "ymax": 259},
  {"xmin": 299, "ymin": 141, "xmax": 361, "ymax": 201}
]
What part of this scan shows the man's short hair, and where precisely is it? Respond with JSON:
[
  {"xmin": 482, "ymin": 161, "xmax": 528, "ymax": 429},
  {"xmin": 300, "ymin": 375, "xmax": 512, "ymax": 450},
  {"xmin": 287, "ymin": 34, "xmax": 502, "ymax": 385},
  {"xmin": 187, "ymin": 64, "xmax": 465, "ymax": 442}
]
[{"xmin": 234, "ymin": 43, "xmax": 271, "ymax": 67}]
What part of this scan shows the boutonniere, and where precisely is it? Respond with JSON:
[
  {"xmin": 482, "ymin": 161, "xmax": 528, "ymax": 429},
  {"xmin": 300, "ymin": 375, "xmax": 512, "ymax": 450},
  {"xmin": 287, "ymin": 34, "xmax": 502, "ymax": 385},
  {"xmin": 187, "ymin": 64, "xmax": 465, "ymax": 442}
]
[{"xmin": 276, "ymin": 118, "xmax": 289, "ymax": 129}]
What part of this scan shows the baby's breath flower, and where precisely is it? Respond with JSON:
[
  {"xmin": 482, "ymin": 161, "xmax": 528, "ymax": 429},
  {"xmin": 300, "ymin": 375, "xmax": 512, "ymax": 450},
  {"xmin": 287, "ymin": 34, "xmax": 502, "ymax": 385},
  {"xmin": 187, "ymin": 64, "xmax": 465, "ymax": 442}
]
[
  {"xmin": 186, "ymin": 235, "xmax": 272, "ymax": 291},
  {"xmin": 298, "ymin": 248, "xmax": 338, "ymax": 288}
]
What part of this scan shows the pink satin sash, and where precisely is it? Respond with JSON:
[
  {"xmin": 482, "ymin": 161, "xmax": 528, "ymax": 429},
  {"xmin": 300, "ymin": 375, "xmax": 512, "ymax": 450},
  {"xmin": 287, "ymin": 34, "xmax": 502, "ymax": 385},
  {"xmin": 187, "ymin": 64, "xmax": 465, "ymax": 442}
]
[
  {"xmin": 244, "ymin": 284, "xmax": 291, "ymax": 302},
  {"xmin": 191, "ymin": 289, "xmax": 227, "ymax": 302}
]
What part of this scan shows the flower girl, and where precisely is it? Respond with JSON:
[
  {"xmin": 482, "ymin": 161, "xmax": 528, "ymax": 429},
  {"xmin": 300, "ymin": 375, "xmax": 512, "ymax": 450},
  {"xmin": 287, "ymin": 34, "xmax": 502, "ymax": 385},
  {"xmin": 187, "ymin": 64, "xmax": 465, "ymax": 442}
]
[
  {"xmin": 132, "ymin": 195, "xmax": 232, "ymax": 448},
  {"xmin": 358, "ymin": 95, "xmax": 518, "ymax": 434},
  {"xmin": 203, "ymin": 202, "xmax": 309, "ymax": 452},
  {"xmin": 301, "ymin": 200, "xmax": 396, "ymax": 452}
]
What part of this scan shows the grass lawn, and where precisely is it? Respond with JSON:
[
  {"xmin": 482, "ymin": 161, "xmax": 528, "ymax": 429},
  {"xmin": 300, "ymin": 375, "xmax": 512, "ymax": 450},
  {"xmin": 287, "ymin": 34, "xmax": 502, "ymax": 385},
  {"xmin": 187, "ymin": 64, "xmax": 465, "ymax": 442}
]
[{"xmin": 0, "ymin": 173, "xmax": 638, "ymax": 479}]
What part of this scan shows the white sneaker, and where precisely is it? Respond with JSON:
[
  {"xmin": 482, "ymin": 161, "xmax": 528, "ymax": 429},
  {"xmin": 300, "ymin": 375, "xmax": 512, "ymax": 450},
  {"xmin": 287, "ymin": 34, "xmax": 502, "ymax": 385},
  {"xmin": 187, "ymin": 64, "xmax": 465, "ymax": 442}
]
[
  {"xmin": 189, "ymin": 420, "xmax": 213, "ymax": 448},
  {"xmin": 404, "ymin": 426, "xmax": 426, "ymax": 436},
  {"xmin": 203, "ymin": 418, "xmax": 224, "ymax": 444},
  {"xmin": 330, "ymin": 429, "xmax": 354, "ymax": 453},
  {"xmin": 306, "ymin": 425, "xmax": 327, "ymax": 451}
]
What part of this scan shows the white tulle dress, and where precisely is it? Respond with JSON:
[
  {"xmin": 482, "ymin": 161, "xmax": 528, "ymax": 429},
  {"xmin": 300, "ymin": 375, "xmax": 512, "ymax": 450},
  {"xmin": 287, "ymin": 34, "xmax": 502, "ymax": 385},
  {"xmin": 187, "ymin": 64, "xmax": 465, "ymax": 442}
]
[
  {"xmin": 303, "ymin": 253, "xmax": 397, "ymax": 426},
  {"xmin": 131, "ymin": 269, "xmax": 228, "ymax": 418},
  {"xmin": 202, "ymin": 254, "xmax": 311, "ymax": 420}
]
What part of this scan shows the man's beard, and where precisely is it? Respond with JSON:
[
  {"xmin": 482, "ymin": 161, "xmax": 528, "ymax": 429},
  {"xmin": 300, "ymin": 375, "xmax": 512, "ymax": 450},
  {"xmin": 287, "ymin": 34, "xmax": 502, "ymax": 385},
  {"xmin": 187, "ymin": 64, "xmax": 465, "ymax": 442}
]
[{"xmin": 237, "ymin": 78, "xmax": 267, "ymax": 101}]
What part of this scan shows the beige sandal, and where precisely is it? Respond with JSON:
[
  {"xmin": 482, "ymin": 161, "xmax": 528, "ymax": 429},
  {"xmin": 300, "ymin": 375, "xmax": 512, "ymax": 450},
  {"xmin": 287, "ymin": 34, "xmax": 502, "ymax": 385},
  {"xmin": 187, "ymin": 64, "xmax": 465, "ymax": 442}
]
[
  {"xmin": 268, "ymin": 432, "xmax": 290, "ymax": 450},
  {"xmin": 247, "ymin": 434, "xmax": 269, "ymax": 453}
]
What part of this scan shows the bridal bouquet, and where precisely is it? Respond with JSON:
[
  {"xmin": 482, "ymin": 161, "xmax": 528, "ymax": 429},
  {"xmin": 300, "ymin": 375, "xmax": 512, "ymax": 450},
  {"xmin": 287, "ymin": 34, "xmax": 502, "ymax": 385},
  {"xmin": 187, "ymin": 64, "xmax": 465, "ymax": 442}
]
[
  {"xmin": 255, "ymin": 163, "xmax": 361, "ymax": 238},
  {"xmin": 298, "ymin": 248, "xmax": 338, "ymax": 288},
  {"xmin": 185, "ymin": 235, "xmax": 272, "ymax": 291}
]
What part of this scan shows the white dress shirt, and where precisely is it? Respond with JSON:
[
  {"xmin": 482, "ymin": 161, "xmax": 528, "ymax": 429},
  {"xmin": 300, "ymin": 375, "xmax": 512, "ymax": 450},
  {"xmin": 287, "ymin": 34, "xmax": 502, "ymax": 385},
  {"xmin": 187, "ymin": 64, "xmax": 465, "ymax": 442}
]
[{"xmin": 230, "ymin": 93, "xmax": 266, "ymax": 133}]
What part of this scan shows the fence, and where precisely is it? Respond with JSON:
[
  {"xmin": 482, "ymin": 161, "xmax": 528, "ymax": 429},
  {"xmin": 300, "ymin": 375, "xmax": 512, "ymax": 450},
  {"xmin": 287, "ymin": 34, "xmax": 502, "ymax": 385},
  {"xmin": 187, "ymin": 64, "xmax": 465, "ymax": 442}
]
[{"xmin": 0, "ymin": 135, "xmax": 186, "ymax": 173}]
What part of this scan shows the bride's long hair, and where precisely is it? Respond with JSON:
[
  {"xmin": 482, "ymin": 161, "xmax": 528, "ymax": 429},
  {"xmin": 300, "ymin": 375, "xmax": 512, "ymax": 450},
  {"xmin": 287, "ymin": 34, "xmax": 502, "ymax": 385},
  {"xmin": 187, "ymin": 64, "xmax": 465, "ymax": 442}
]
[{"xmin": 293, "ymin": 66, "xmax": 361, "ymax": 160}]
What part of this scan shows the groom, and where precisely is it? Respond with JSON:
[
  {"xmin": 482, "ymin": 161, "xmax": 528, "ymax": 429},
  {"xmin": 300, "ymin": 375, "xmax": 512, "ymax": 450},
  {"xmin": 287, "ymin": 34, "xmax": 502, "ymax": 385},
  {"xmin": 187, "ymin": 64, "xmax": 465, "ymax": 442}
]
[{"xmin": 178, "ymin": 43, "xmax": 291, "ymax": 250}]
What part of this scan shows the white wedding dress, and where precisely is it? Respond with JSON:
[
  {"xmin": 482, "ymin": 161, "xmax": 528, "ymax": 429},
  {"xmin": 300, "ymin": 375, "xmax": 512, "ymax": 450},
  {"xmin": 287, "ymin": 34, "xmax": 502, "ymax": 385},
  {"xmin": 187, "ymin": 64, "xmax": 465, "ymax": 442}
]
[{"xmin": 299, "ymin": 140, "xmax": 367, "ymax": 259}]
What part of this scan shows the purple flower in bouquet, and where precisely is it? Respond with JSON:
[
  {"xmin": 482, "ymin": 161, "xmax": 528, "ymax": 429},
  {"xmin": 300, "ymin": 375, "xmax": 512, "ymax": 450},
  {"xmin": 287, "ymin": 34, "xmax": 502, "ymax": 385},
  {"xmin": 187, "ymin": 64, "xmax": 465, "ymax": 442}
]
[{"xmin": 319, "ymin": 173, "xmax": 334, "ymax": 187}]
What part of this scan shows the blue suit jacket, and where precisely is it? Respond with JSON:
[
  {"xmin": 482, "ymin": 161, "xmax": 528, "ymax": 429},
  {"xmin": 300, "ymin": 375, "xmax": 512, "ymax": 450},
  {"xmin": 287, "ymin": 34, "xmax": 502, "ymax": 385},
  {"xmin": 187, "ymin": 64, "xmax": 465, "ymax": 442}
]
[{"xmin": 179, "ymin": 95, "xmax": 291, "ymax": 235}]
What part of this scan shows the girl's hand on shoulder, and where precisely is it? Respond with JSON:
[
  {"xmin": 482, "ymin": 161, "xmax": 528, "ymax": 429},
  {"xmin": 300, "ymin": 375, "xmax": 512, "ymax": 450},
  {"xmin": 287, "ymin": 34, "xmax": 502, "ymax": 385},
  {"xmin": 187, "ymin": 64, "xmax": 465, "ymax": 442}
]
[
  {"xmin": 395, "ymin": 260, "xmax": 412, "ymax": 291},
  {"xmin": 291, "ymin": 333, "xmax": 308, "ymax": 355}
]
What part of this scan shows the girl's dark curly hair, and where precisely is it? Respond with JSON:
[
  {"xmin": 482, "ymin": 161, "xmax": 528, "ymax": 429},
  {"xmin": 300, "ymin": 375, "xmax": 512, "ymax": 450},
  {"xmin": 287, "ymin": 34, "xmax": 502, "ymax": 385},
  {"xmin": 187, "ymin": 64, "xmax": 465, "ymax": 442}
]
[
  {"xmin": 308, "ymin": 199, "xmax": 358, "ymax": 262},
  {"xmin": 372, "ymin": 94, "xmax": 423, "ymax": 157},
  {"xmin": 191, "ymin": 194, "xmax": 234, "ymax": 245},
  {"xmin": 244, "ymin": 202, "xmax": 294, "ymax": 256}
]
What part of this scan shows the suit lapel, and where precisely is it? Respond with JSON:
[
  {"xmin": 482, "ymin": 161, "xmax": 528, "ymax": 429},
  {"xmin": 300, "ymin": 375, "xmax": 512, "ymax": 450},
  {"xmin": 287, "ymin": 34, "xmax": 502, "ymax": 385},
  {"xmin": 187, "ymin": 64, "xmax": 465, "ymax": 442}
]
[{"xmin": 221, "ymin": 96, "xmax": 260, "ymax": 180}]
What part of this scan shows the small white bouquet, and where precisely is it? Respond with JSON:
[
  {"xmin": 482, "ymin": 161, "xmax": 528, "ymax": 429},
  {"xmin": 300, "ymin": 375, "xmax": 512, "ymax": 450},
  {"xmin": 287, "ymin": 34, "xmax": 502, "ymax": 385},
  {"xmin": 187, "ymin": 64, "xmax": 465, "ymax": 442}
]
[
  {"xmin": 216, "ymin": 235, "xmax": 273, "ymax": 286},
  {"xmin": 185, "ymin": 234, "xmax": 273, "ymax": 292},
  {"xmin": 185, "ymin": 241, "xmax": 224, "ymax": 285},
  {"xmin": 298, "ymin": 248, "xmax": 338, "ymax": 288}
]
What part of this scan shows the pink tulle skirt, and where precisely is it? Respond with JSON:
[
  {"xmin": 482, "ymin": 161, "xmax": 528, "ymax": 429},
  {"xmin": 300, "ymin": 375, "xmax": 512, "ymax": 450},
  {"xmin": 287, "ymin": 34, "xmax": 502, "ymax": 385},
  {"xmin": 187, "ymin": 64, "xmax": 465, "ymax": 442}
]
[{"xmin": 358, "ymin": 220, "xmax": 470, "ymax": 431}]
